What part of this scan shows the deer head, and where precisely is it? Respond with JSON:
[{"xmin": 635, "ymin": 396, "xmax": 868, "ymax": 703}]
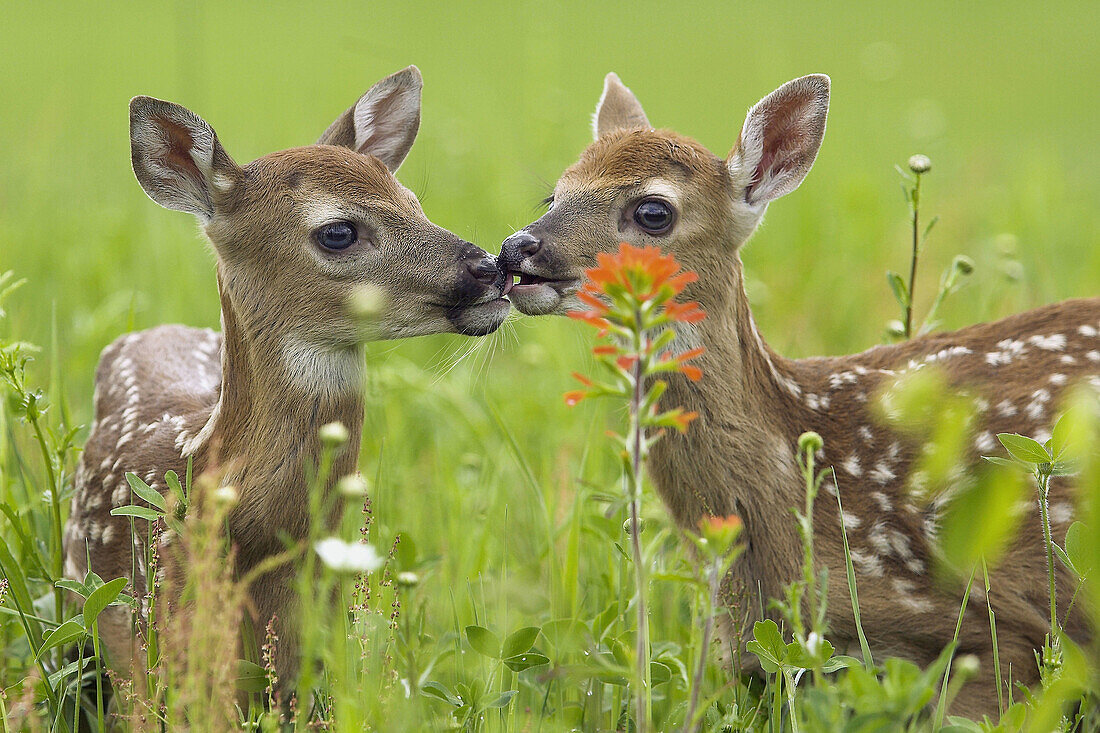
[
  {"xmin": 131, "ymin": 65, "xmax": 511, "ymax": 366},
  {"xmin": 500, "ymin": 72, "xmax": 829, "ymax": 318}
]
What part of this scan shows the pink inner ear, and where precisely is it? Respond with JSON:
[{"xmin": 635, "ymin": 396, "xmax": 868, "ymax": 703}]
[
  {"xmin": 749, "ymin": 99, "xmax": 814, "ymax": 197},
  {"xmin": 155, "ymin": 115, "xmax": 201, "ymax": 179}
]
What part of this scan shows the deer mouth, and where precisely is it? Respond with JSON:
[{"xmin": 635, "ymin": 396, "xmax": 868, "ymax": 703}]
[{"xmin": 504, "ymin": 272, "xmax": 582, "ymax": 316}]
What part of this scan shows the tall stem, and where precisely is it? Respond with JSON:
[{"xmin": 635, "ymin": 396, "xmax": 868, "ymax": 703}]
[
  {"xmin": 30, "ymin": 418, "xmax": 64, "ymax": 669},
  {"xmin": 682, "ymin": 562, "xmax": 718, "ymax": 733},
  {"xmin": 628, "ymin": 312, "xmax": 651, "ymax": 733},
  {"xmin": 1036, "ymin": 470, "xmax": 1057, "ymax": 637},
  {"xmin": 904, "ymin": 173, "xmax": 922, "ymax": 339}
]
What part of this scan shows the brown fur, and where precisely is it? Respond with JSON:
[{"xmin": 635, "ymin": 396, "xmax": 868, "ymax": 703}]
[{"xmin": 501, "ymin": 73, "xmax": 1099, "ymax": 719}]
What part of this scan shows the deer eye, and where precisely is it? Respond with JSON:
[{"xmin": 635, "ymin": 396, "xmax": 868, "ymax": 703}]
[
  {"xmin": 633, "ymin": 199, "xmax": 675, "ymax": 234},
  {"xmin": 315, "ymin": 221, "xmax": 357, "ymax": 251}
]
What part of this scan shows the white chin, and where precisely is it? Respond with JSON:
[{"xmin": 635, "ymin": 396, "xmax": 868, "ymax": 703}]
[
  {"xmin": 508, "ymin": 283, "xmax": 564, "ymax": 316},
  {"xmin": 451, "ymin": 298, "xmax": 512, "ymax": 336}
]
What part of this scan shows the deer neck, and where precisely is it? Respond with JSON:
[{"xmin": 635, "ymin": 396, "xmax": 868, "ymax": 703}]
[
  {"xmin": 654, "ymin": 255, "xmax": 806, "ymax": 534},
  {"xmin": 186, "ymin": 270, "xmax": 364, "ymax": 555}
]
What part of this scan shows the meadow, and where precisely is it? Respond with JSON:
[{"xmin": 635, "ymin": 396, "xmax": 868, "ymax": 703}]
[{"xmin": 1, "ymin": 1, "xmax": 1099, "ymax": 730}]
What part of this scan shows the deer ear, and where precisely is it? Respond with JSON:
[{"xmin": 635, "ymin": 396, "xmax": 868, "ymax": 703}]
[
  {"xmin": 130, "ymin": 97, "xmax": 240, "ymax": 221},
  {"xmin": 317, "ymin": 65, "xmax": 422, "ymax": 172},
  {"xmin": 727, "ymin": 74, "xmax": 829, "ymax": 208},
  {"xmin": 593, "ymin": 72, "xmax": 650, "ymax": 140}
]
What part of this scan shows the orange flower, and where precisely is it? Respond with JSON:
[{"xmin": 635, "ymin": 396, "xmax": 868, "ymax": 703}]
[
  {"xmin": 616, "ymin": 354, "xmax": 638, "ymax": 370},
  {"xmin": 663, "ymin": 300, "xmax": 705, "ymax": 323},
  {"xmin": 680, "ymin": 365, "xmax": 703, "ymax": 382},
  {"xmin": 671, "ymin": 410, "xmax": 699, "ymax": 432},
  {"xmin": 576, "ymin": 289, "xmax": 608, "ymax": 312},
  {"xmin": 592, "ymin": 345, "xmax": 616, "ymax": 356},
  {"xmin": 585, "ymin": 243, "xmax": 696, "ymax": 300},
  {"xmin": 568, "ymin": 310, "xmax": 611, "ymax": 330},
  {"xmin": 564, "ymin": 390, "xmax": 587, "ymax": 407},
  {"xmin": 699, "ymin": 514, "xmax": 742, "ymax": 554},
  {"xmin": 700, "ymin": 514, "xmax": 742, "ymax": 533},
  {"xmin": 572, "ymin": 372, "xmax": 594, "ymax": 387}
]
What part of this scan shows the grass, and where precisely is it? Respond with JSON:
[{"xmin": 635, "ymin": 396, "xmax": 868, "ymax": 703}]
[{"xmin": 1, "ymin": 1, "xmax": 1100, "ymax": 730}]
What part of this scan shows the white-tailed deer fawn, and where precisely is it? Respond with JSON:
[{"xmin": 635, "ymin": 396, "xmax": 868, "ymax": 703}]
[
  {"xmin": 64, "ymin": 67, "xmax": 511, "ymax": 686},
  {"xmin": 500, "ymin": 72, "xmax": 1099, "ymax": 716}
]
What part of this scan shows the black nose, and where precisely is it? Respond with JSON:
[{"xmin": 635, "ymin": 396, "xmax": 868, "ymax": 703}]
[
  {"xmin": 501, "ymin": 231, "xmax": 542, "ymax": 265},
  {"xmin": 464, "ymin": 254, "xmax": 500, "ymax": 285}
]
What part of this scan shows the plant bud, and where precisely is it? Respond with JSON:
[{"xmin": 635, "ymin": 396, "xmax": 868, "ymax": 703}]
[
  {"xmin": 698, "ymin": 515, "xmax": 742, "ymax": 555},
  {"xmin": 952, "ymin": 255, "xmax": 974, "ymax": 276},
  {"xmin": 213, "ymin": 485, "xmax": 239, "ymax": 507},
  {"xmin": 798, "ymin": 431, "xmax": 824, "ymax": 454},
  {"xmin": 397, "ymin": 571, "xmax": 420, "ymax": 587},
  {"xmin": 1002, "ymin": 260, "xmax": 1024, "ymax": 282},
  {"xmin": 337, "ymin": 474, "xmax": 370, "ymax": 499},
  {"xmin": 320, "ymin": 421, "xmax": 349, "ymax": 447},
  {"xmin": 907, "ymin": 154, "xmax": 931, "ymax": 174},
  {"xmin": 349, "ymin": 283, "xmax": 389, "ymax": 320},
  {"xmin": 953, "ymin": 654, "xmax": 980, "ymax": 680}
]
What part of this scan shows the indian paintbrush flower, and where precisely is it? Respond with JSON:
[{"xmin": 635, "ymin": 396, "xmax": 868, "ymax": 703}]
[
  {"xmin": 564, "ymin": 242, "xmax": 706, "ymax": 435},
  {"xmin": 563, "ymin": 242, "xmax": 707, "ymax": 733}
]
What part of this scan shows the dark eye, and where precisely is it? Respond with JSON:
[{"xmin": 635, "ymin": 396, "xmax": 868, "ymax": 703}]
[
  {"xmin": 315, "ymin": 221, "xmax": 357, "ymax": 251},
  {"xmin": 633, "ymin": 199, "xmax": 674, "ymax": 234}
]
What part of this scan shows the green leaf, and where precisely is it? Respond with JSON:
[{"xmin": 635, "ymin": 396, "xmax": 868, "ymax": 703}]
[
  {"xmin": 125, "ymin": 472, "xmax": 166, "ymax": 512},
  {"xmin": 110, "ymin": 505, "xmax": 161, "ymax": 522},
  {"xmin": 887, "ymin": 270, "xmax": 910, "ymax": 309},
  {"xmin": 164, "ymin": 470, "xmax": 185, "ymax": 504},
  {"xmin": 83, "ymin": 577, "xmax": 128, "ymax": 626},
  {"xmin": 940, "ymin": 467, "xmax": 1026, "ymax": 569},
  {"xmin": 593, "ymin": 600, "xmax": 620, "ymax": 642},
  {"xmin": 980, "ymin": 456, "xmax": 1023, "ymax": 470},
  {"xmin": 37, "ymin": 620, "xmax": 86, "ymax": 658},
  {"xmin": 746, "ymin": 620, "xmax": 786, "ymax": 673},
  {"xmin": 822, "ymin": 655, "xmax": 862, "ymax": 673},
  {"xmin": 235, "ymin": 659, "xmax": 270, "ymax": 693},
  {"xmin": 502, "ymin": 626, "xmax": 540, "ymax": 658},
  {"xmin": 465, "ymin": 625, "xmax": 501, "ymax": 659},
  {"xmin": 1065, "ymin": 522, "xmax": 1091, "ymax": 577},
  {"xmin": 0, "ymin": 534, "xmax": 42, "ymax": 642},
  {"xmin": 921, "ymin": 215, "xmax": 940, "ymax": 243},
  {"xmin": 997, "ymin": 433, "xmax": 1050, "ymax": 464},
  {"xmin": 650, "ymin": 661, "xmax": 672, "ymax": 686},
  {"xmin": 541, "ymin": 619, "xmax": 585, "ymax": 653},
  {"xmin": 503, "ymin": 652, "xmax": 549, "ymax": 672},
  {"xmin": 481, "ymin": 690, "xmax": 517, "ymax": 709},
  {"xmin": 1053, "ymin": 543, "xmax": 1078, "ymax": 578},
  {"xmin": 48, "ymin": 658, "xmax": 88, "ymax": 688},
  {"xmin": 55, "ymin": 579, "xmax": 88, "ymax": 598},
  {"xmin": 421, "ymin": 680, "xmax": 462, "ymax": 707}
]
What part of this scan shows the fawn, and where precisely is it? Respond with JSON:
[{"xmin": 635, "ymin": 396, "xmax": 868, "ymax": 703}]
[
  {"xmin": 63, "ymin": 67, "xmax": 511, "ymax": 686},
  {"xmin": 500, "ymin": 72, "xmax": 1100, "ymax": 716}
]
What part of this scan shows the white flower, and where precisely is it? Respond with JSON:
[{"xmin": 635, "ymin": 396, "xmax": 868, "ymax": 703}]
[
  {"xmin": 319, "ymin": 422, "xmax": 349, "ymax": 446},
  {"xmin": 314, "ymin": 538, "xmax": 383, "ymax": 573},
  {"xmin": 213, "ymin": 485, "xmax": 239, "ymax": 506},
  {"xmin": 337, "ymin": 474, "xmax": 370, "ymax": 499}
]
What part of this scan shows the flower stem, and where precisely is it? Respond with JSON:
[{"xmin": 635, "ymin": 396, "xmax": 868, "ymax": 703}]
[
  {"xmin": 682, "ymin": 562, "xmax": 718, "ymax": 733},
  {"xmin": 905, "ymin": 172, "xmax": 922, "ymax": 339},
  {"xmin": 1036, "ymin": 469, "xmax": 1057, "ymax": 638},
  {"xmin": 628, "ymin": 308, "xmax": 651, "ymax": 733}
]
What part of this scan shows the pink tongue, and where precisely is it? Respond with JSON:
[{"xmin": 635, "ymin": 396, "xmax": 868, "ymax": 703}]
[{"xmin": 501, "ymin": 274, "xmax": 516, "ymax": 295}]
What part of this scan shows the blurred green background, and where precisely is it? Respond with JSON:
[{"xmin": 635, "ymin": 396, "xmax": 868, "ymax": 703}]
[{"xmin": 1, "ymin": 1, "xmax": 1098, "ymax": 599}]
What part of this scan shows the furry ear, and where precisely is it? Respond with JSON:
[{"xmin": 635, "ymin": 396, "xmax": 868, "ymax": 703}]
[
  {"xmin": 317, "ymin": 65, "xmax": 422, "ymax": 171},
  {"xmin": 130, "ymin": 96, "xmax": 240, "ymax": 220},
  {"xmin": 593, "ymin": 72, "xmax": 650, "ymax": 140},
  {"xmin": 727, "ymin": 74, "xmax": 830, "ymax": 208}
]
